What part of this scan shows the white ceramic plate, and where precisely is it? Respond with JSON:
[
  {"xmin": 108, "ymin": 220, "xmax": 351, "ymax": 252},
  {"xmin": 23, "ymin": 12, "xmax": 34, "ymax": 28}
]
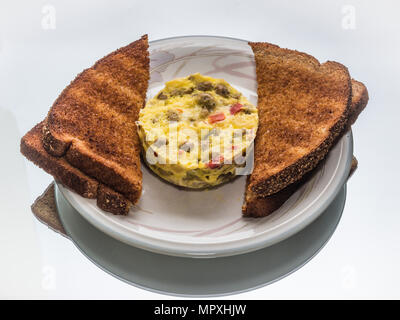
[{"xmin": 57, "ymin": 36, "xmax": 353, "ymax": 258}]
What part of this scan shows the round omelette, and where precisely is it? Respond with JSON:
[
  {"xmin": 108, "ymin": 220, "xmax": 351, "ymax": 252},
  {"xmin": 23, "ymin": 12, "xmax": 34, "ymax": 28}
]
[{"xmin": 137, "ymin": 73, "xmax": 258, "ymax": 188}]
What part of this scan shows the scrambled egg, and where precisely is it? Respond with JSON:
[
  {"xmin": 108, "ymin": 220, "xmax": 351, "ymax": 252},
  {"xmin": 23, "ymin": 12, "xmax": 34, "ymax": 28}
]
[{"xmin": 137, "ymin": 73, "xmax": 258, "ymax": 188}]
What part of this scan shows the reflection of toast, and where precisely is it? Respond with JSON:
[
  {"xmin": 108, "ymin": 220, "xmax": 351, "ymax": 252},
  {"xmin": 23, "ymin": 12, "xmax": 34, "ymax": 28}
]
[
  {"xmin": 243, "ymin": 79, "xmax": 368, "ymax": 217},
  {"xmin": 21, "ymin": 35, "xmax": 149, "ymax": 215}
]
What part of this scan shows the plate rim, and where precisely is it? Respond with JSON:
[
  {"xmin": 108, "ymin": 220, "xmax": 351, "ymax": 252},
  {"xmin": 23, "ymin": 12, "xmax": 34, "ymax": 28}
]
[{"xmin": 57, "ymin": 35, "xmax": 354, "ymax": 258}]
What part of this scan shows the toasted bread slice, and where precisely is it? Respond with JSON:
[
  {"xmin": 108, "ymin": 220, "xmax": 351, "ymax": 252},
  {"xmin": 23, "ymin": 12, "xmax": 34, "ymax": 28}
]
[
  {"xmin": 243, "ymin": 79, "xmax": 368, "ymax": 217},
  {"xmin": 22, "ymin": 122, "xmax": 98, "ymax": 199},
  {"xmin": 345, "ymin": 79, "xmax": 369, "ymax": 130},
  {"xmin": 42, "ymin": 35, "xmax": 149, "ymax": 204},
  {"xmin": 21, "ymin": 122, "xmax": 132, "ymax": 215},
  {"xmin": 246, "ymin": 41, "xmax": 351, "ymax": 201}
]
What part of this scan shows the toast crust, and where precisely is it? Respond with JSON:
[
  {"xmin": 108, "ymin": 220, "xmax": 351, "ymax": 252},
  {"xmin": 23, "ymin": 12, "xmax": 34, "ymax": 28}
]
[
  {"xmin": 243, "ymin": 79, "xmax": 368, "ymax": 217},
  {"xmin": 243, "ymin": 180, "xmax": 302, "ymax": 218},
  {"xmin": 96, "ymin": 184, "xmax": 131, "ymax": 215},
  {"xmin": 346, "ymin": 79, "xmax": 369, "ymax": 130},
  {"xmin": 247, "ymin": 42, "xmax": 352, "ymax": 198},
  {"xmin": 43, "ymin": 35, "xmax": 149, "ymax": 204},
  {"xmin": 21, "ymin": 122, "xmax": 132, "ymax": 214},
  {"xmin": 22, "ymin": 122, "xmax": 98, "ymax": 198}
]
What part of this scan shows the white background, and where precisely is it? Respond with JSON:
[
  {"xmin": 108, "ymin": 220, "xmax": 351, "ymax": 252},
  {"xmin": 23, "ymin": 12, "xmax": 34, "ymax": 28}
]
[{"xmin": 0, "ymin": 0, "xmax": 399, "ymax": 299}]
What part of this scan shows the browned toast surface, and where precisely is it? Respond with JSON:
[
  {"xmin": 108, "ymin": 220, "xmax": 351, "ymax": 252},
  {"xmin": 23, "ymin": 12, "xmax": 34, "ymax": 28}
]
[
  {"xmin": 21, "ymin": 122, "xmax": 98, "ymax": 199},
  {"xmin": 43, "ymin": 35, "xmax": 149, "ymax": 203},
  {"xmin": 21, "ymin": 122, "xmax": 132, "ymax": 215},
  {"xmin": 243, "ymin": 79, "xmax": 368, "ymax": 217},
  {"xmin": 247, "ymin": 42, "xmax": 352, "ymax": 199}
]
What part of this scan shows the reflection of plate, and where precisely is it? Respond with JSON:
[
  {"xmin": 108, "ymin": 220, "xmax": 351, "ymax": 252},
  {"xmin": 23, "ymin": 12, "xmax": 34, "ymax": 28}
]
[
  {"xmin": 57, "ymin": 36, "xmax": 353, "ymax": 258},
  {"xmin": 56, "ymin": 183, "xmax": 347, "ymax": 297}
]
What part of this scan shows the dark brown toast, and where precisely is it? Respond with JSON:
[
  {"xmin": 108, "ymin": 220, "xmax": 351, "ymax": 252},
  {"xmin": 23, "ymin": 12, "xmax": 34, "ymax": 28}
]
[
  {"xmin": 246, "ymin": 41, "xmax": 352, "ymax": 200},
  {"xmin": 243, "ymin": 79, "xmax": 368, "ymax": 217},
  {"xmin": 21, "ymin": 122, "xmax": 132, "ymax": 215},
  {"xmin": 42, "ymin": 35, "xmax": 149, "ymax": 204},
  {"xmin": 345, "ymin": 79, "xmax": 369, "ymax": 130}
]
